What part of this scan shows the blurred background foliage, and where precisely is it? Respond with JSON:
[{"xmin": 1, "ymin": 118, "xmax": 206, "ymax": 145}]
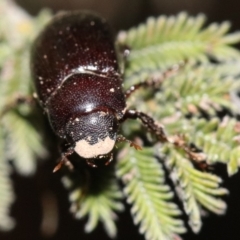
[{"xmin": 1, "ymin": 0, "xmax": 240, "ymax": 240}]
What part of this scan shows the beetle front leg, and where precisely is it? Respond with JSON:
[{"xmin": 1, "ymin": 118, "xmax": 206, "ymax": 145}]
[
  {"xmin": 123, "ymin": 110, "xmax": 168, "ymax": 143},
  {"xmin": 104, "ymin": 152, "xmax": 114, "ymax": 166},
  {"xmin": 0, "ymin": 94, "xmax": 34, "ymax": 118},
  {"xmin": 123, "ymin": 109, "xmax": 207, "ymax": 164},
  {"xmin": 53, "ymin": 146, "xmax": 74, "ymax": 172}
]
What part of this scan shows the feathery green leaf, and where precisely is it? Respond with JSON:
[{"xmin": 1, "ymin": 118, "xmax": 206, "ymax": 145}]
[
  {"xmin": 117, "ymin": 147, "xmax": 186, "ymax": 240},
  {"xmin": 117, "ymin": 12, "xmax": 240, "ymax": 239},
  {"xmin": 165, "ymin": 150, "xmax": 228, "ymax": 232},
  {"xmin": 117, "ymin": 12, "xmax": 240, "ymax": 87},
  {"xmin": 62, "ymin": 166, "xmax": 124, "ymax": 238},
  {"xmin": 0, "ymin": 0, "xmax": 51, "ymax": 230},
  {"xmin": 0, "ymin": 127, "xmax": 15, "ymax": 230},
  {"xmin": 2, "ymin": 112, "xmax": 47, "ymax": 175}
]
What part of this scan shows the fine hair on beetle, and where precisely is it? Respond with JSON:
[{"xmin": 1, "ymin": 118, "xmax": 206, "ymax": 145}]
[{"xmin": 31, "ymin": 10, "xmax": 186, "ymax": 171}]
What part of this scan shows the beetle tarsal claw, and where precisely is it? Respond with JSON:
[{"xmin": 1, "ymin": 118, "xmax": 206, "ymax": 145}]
[
  {"xmin": 130, "ymin": 142, "xmax": 142, "ymax": 150},
  {"xmin": 53, "ymin": 161, "xmax": 63, "ymax": 173},
  {"xmin": 53, "ymin": 157, "xmax": 73, "ymax": 172},
  {"xmin": 117, "ymin": 135, "xmax": 142, "ymax": 150}
]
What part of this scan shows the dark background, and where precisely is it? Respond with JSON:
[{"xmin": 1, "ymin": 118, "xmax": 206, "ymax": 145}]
[{"xmin": 2, "ymin": 0, "xmax": 240, "ymax": 239}]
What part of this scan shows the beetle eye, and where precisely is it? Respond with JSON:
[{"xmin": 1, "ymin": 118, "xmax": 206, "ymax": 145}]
[{"xmin": 66, "ymin": 111, "xmax": 118, "ymax": 158}]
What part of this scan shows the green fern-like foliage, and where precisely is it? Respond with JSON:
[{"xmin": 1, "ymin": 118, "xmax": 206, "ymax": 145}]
[
  {"xmin": 118, "ymin": 12, "xmax": 240, "ymax": 87},
  {"xmin": 0, "ymin": 0, "xmax": 50, "ymax": 230},
  {"xmin": 0, "ymin": 127, "xmax": 15, "ymax": 230},
  {"xmin": 62, "ymin": 165, "xmax": 124, "ymax": 238},
  {"xmin": 164, "ymin": 148, "xmax": 228, "ymax": 233},
  {"xmin": 1, "ymin": 1, "xmax": 240, "ymax": 239},
  {"xmin": 116, "ymin": 12, "xmax": 240, "ymax": 239},
  {"xmin": 116, "ymin": 147, "xmax": 186, "ymax": 239}
]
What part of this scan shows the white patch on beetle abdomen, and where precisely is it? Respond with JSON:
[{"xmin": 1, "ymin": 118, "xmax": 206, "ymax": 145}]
[{"xmin": 74, "ymin": 136, "xmax": 115, "ymax": 158}]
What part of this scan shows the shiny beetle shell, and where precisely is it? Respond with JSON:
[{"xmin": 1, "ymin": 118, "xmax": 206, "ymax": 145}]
[{"xmin": 31, "ymin": 11, "xmax": 126, "ymax": 160}]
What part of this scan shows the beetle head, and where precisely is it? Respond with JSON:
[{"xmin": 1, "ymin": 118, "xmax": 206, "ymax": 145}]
[{"xmin": 66, "ymin": 110, "xmax": 119, "ymax": 159}]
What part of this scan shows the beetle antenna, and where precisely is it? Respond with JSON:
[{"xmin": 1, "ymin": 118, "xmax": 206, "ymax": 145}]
[{"xmin": 116, "ymin": 135, "xmax": 142, "ymax": 150}]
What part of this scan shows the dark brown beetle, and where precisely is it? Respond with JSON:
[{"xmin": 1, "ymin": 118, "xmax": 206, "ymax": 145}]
[{"xmin": 31, "ymin": 11, "xmax": 182, "ymax": 170}]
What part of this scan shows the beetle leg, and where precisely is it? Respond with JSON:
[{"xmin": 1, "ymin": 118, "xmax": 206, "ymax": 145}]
[
  {"xmin": 53, "ymin": 148, "xmax": 74, "ymax": 172},
  {"xmin": 118, "ymin": 44, "xmax": 130, "ymax": 75},
  {"xmin": 0, "ymin": 94, "xmax": 34, "ymax": 118},
  {"xmin": 123, "ymin": 109, "xmax": 207, "ymax": 165},
  {"xmin": 53, "ymin": 157, "xmax": 73, "ymax": 172},
  {"xmin": 104, "ymin": 152, "xmax": 114, "ymax": 166},
  {"xmin": 123, "ymin": 110, "xmax": 168, "ymax": 142},
  {"xmin": 117, "ymin": 135, "xmax": 142, "ymax": 150},
  {"xmin": 124, "ymin": 61, "xmax": 186, "ymax": 98},
  {"xmin": 53, "ymin": 158, "xmax": 67, "ymax": 172}
]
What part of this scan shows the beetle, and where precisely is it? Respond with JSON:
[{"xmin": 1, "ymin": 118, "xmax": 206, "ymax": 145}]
[{"xmin": 31, "ymin": 11, "xmax": 183, "ymax": 170}]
